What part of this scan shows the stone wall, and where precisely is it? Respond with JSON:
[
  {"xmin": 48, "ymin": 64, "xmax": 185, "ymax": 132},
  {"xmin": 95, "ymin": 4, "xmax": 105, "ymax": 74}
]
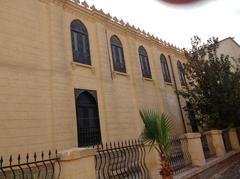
[{"xmin": 0, "ymin": 0, "xmax": 189, "ymax": 158}]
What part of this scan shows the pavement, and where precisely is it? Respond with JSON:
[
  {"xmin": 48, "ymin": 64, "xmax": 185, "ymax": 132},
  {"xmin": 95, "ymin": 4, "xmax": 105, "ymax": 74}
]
[{"xmin": 211, "ymin": 157, "xmax": 240, "ymax": 179}]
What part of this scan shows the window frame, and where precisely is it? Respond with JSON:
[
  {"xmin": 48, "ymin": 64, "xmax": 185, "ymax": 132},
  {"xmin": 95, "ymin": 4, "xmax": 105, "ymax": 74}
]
[
  {"xmin": 110, "ymin": 35, "xmax": 126, "ymax": 73},
  {"xmin": 177, "ymin": 60, "xmax": 186, "ymax": 86},
  {"xmin": 160, "ymin": 54, "xmax": 172, "ymax": 83},
  {"xmin": 138, "ymin": 46, "xmax": 152, "ymax": 79},
  {"xmin": 71, "ymin": 19, "xmax": 91, "ymax": 65}
]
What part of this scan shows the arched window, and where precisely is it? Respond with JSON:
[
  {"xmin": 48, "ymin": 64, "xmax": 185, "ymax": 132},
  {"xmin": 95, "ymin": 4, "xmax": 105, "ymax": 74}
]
[
  {"xmin": 138, "ymin": 46, "xmax": 152, "ymax": 79},
  {"xmin": 160, "ymin": 54, "xmax": 171, "ymax": 83},
  {"xmin": 110, "ymin": 35, "xmax": 126, "ymax": 73},
  {"xmin": 71, "ymin": 19, "xmax": 91, "ymax": 65},
  {"xmin": 177, "ymin": 61, "xmax": 186, "ymax": 85},
  {"xmin": 75, "ymin": 90, "xmax": 101, "ymax": 147}
]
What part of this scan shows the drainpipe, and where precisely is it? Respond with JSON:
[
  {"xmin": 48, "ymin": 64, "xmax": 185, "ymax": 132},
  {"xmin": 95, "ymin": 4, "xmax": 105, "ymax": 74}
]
[
  {"xmin": 105, "ymin": 29, "xmax": 113, "ymax": 80},
  {"xmin": 168, "ymin": 55, "xmax": 187, "ymax": 133}
]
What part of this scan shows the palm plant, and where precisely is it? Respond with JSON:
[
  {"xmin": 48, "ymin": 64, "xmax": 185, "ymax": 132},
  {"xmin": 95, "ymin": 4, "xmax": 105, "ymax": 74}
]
[{"xmin": 140, "ymin": 109, "xmax": 173, "ymax": 179}]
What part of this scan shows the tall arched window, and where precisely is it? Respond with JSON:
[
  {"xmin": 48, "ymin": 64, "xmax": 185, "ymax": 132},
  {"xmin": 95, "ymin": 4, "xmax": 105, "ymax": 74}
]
[
  {"xmin": 110, "ymin": 35, "xmax": 126, "ymax": 73},
  {"xmin": 177, "ymin": 60, "xmax": 186, "ymax": 85},
  {"xmin": 138, "ymin": 46, "xmax": 152, "ymax": 79},
  {"xmin": 160, "ymin": 54, "xmax": 171, "ymax": 83},
  {"xmin": 75, "ymin": 90, "xmax": 101, "ymax": 147},
  {"xmin": 71, "ymin": 19, "xmax": 91, "ymax": 65}
]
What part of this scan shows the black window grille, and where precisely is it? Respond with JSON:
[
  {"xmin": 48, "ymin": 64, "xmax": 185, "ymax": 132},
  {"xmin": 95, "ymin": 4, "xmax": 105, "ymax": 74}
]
[
  {"xmin": 75, "ymin": 90, "xmax": 101, "ymax": 147},
  {"xmin": 177, "ymin": 61, "xmax": 186, "ymax": 86},
  {"xmin": 110, "ymin": 35, "xmax": 126, "ymax": 73},
  {"xmin": 138, "ymin": 46, "xmax": 152, "ymax": 79},
  {"xmin": 160, "ymin": 54, "xmax": 171, "ymax": 83},
  {"xmin": 71, "ymin": 19, "xmax": 91, "ymax": 65}
]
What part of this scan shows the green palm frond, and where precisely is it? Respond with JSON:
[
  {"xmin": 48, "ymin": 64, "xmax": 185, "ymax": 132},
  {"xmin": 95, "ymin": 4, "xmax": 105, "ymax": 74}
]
[{"xmin": 140, "ymin": 109, "xmax": 173, "ymax": 154}]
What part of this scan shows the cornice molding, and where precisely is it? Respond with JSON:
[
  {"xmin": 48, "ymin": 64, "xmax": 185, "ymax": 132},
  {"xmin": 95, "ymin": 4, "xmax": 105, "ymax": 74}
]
[{"xmin": 48, "ymin": 0, "xmax": 184, "ymax": 55}]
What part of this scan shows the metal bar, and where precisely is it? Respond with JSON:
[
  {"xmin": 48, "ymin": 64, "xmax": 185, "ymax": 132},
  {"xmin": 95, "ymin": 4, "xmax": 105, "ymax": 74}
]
[
  {"xmin": 105, "ymin": 143, "xmax": 111, "ymax": 178},
  {"xmin": 0, "ymin": 156, "xmax": 7, "ymax": 178},
  {"xmin": 33, "ymin": 152, "xmax": 41, "ymax": 179},
  {"xmin": 131, "ymin": 140, "xmax": 138, "ymax": 179},
  {"xmin": 95, "ymin": 145, "xmax": 102, "ymax": 179},
  {"xmin": 0, "ymin": 151, "xmax": 60, "ymax": 179},
  {"xmin": 94, "ymin": 140, "xmax": 149, "ymax": 179},
  {"xmin": 101, "ymin": 144, "xmax": 107, "ymax": 179},
  {"xmin": 26, "ymin": 153, "xmax": 34, "ymax": 179},
  {"xmin": 169, "ymin": 136, "xmax": 192, "ymax": 174},
  {"xmin": 17, "ymin": 154, "xmax": 25, "ymax": 179},
  {"xmin": 141, "ymin": 140, "xmax": 149, "ymax": 179},
  {"xmin": 124, "ymin": 141, "xmax": 132, "ymax": 179},
  {"xmin": 9, "ymin": 155, "xmax": 16, "ymax": 179},
  {"xmin": 127, "ymin": 140, "xmax": 134, "ymax": 179}
]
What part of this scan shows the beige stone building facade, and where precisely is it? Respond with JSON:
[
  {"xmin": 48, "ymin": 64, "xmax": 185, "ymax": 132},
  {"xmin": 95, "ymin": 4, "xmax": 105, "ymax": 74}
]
[
  {"xmin": 217, "ymin": 37, "xmax": 240, "ymax": 66},
  {"xmin": 0, "ymin": 0, "xmax": 191, "ymax": 158}
]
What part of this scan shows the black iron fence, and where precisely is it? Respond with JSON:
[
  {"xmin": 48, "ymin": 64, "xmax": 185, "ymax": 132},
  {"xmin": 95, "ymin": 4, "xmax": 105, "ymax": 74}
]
[
  {"xmin": 168, "ymin": 136, "xmax": 192, "ymax": 174},
  {"xmin": 0, "ymin": 150, "xmax": 60, "ymax": 179},
  {"xmin": 222, "ymin": 129, "xmax": 232, "ymax": 152},
  {"xmin": 94, "ymin": 140, "xmax": 149, "ymax": 179},
  {"xmin": 201, "ymin": 134, "xmax": 215, "ymax": 159}
]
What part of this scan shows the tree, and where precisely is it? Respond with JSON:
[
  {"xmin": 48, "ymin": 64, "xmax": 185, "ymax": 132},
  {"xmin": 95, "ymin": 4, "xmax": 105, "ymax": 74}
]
[
  {"xmin": 179, "ymin": 36, "xmax": 240, "ymax": 130},
  {"xmin": 140, "ymin": 109, "xmax": 173, "ymax": 179}
]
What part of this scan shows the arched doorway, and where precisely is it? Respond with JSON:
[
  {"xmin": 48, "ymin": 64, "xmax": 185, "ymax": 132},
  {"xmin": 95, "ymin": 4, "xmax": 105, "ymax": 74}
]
[{"xmin": 75, "ymin": 90, "xmax": 101, "ymax": 147}]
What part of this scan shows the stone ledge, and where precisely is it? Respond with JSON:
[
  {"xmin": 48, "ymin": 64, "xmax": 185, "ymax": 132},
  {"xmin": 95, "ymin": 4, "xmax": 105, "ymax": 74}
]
[
  {"xmin": 228, "ymin": 128, "xmax": 236, "ymax": 132},
  {"xmin": 58, "ymin": 147, "xmax": 97, "ymax": 161},
  {"xmin": 184, "ymin": 133, "xmax": 201, "ymax": 139},
  {"xmin": 204, "ymin": 130, "xmax": 222, "ymax": 135},
  {"xmin": 142, "ymin": 77, "xmax": 154, "ymax": 82},
  {"xmin": 71, "ymin": 62, "xmax": 95, "ymax": 73}
]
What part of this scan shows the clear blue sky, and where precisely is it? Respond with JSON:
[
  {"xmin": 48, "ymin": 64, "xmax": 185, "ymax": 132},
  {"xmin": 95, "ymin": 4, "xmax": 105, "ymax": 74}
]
[{"xmin": 83, "ymin": 0, "xmax": 240, "ymax": 48}]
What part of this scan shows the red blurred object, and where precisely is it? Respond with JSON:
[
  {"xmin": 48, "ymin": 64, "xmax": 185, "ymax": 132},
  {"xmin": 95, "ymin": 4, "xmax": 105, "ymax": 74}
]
[{"xmin": 162, "ymin": 0, "xmax": 200, "ymax": 4}]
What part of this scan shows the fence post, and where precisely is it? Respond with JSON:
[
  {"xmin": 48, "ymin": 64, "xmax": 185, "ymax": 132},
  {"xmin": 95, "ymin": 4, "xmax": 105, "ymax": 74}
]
[
  {"xmin": 179, "ymin": 135, "xmax": 190, "ymax": 163},
  {"xmin": 205, "ymin": 130, "xmax": 226, "ymax": 157},
  {"xmin": 228, "ymin": 128, "xmax": 240, "ymax": 150},
  {"xmin": 203, "ymin": 132, "xmax": 216, "ymax": 157},
  {"xmin": 184, "ymin": 133, "xmax": 206, "ymax": 166},
  {"xmin": 55, "ymin": 147, "xmax": 97, "ymax": 179}
]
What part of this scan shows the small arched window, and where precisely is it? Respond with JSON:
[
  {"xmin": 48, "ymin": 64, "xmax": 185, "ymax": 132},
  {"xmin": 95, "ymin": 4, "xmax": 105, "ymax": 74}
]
[
  {"xmin": 110, "ymin": 35, "xmax": 126, "ymax": 73},
  {"xmin": 177, "ymin": 61, "xmax": 186, "ymax": 85},
  {"xmin": 160, "ymin": 54, "xmax": 171, "ymax": 83},
  {"xmin": 71, "ymin": 19, "xmax": 91, "ymax": 65},
  {"xmin": 138, "ymin": 46, "xmax": 152, "ymax": 79}
]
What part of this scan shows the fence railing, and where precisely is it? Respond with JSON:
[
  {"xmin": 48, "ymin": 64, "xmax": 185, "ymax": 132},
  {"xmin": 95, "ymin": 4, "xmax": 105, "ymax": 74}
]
[
  {"xmin": 94, "ymin": 140, "xmax": 149, "ymax": 179},
  {"xmin": 168, "ymin": 136, "xmax": 192, "ymax": 174},
  {"xmin": 0, "ymin": 150, "xmax": 60, "ymax": 179},
  {"xmin": 201, "ymin": 134, "xmax": 215, "ymax": 159},
  {"xmin": 222, "ymin": 129, "xmax": 232, "ymax": 152}
]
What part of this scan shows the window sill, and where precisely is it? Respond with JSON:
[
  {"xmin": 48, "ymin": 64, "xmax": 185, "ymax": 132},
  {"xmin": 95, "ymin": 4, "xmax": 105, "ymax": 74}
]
[
  {"xmin": 71, "ymin": 62, "xmax": 95, "ymax": 73},
  {"xmin": 164, "ymin": 82, "xmax": 173, "ymax": 86},
  {"xmin": 112, "ymin": 71, "xmax": 130, "ymax": 79},
  {"xmin": 142, "ymin": 77, "xmax": 154, "ymax": 82}
]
